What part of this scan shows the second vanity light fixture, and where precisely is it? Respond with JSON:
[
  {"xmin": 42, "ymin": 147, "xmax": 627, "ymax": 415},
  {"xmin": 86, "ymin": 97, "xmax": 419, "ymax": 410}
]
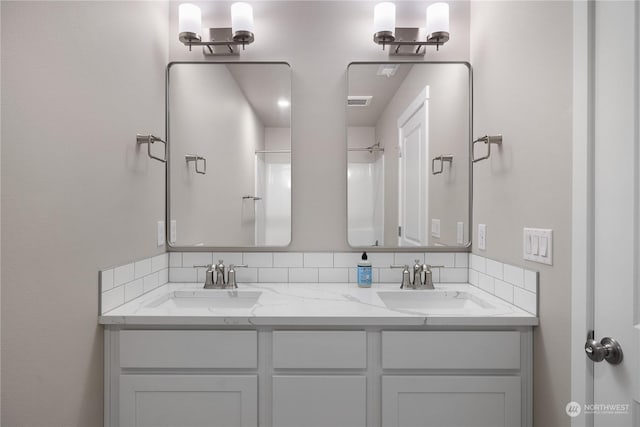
[
  {"xmin": 373, "ymin": 2, "xmax": 450, "ymax": 55},
  {"xmin": 178, "ymin": 2, "xmax": 254, "ymax": 56}
]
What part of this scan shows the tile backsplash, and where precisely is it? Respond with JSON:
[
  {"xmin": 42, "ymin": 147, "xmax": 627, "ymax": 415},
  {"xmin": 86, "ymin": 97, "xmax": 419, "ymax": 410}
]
[{"xmin": 99, "ymin": 251, "xmax": 538, "ymax": 316}]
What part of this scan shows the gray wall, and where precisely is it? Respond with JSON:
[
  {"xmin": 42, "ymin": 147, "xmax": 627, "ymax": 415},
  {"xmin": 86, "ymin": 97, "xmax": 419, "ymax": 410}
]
[
  {"xmin": 470, "ymin": 2, "xmax": 573, "ymax": 426},
  {"xmin": 169, "ymin": 64, "xmax": 264, "ymax": 246},
  {"xmin": 0, "ymin": 1, "xmax": 573, "ymax": 426},
  {"xmin": 1, "ymin": 2, "xmax": 168, "ymax": 425}
]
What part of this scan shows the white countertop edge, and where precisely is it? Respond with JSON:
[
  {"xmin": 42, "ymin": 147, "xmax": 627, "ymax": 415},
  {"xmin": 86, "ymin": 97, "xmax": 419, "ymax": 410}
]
[{"xmin": 100, "ymin": 282, "xmax": 538, "ymax": 327}]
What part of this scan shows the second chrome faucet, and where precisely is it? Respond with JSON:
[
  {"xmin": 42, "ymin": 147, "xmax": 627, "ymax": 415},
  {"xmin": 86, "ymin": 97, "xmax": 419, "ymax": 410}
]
[
  {"xmin": 391, "ymin": 259, "xmax": 443, "ymax": 290},
  {"xmin": 195, "ymin": 260, "xmax": 247, "ymax": 289}
]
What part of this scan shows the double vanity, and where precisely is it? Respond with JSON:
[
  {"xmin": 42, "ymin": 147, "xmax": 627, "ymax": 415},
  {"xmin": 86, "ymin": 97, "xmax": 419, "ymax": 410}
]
[{"xmin": 101, "ymin": 279, "xmax": 537, "ymax": 427}]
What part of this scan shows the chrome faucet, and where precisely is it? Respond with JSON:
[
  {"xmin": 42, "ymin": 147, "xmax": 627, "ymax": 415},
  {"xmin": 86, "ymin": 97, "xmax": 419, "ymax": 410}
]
[
  {"xmin": 194, "ymin": 260, "xmax": 248, "ymax": 289},
  {"xmin": 214, "ymin": 259, "xmax": 226, "ymax": 287},
  {"xmin": 391, "ymin": 261, "xmax": 444, "ymax": 289}
]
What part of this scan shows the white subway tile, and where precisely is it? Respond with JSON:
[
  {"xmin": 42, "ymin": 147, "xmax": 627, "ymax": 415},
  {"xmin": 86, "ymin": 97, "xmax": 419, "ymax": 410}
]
[
  {"xmin": 304, "ymin": 253, "xmax": 333, "ymax": 268},
  {"xmin": 182, "ymin": 252, "xmax": 213, "ymax": 268},
  {"xmin": 524, "ymin": 270, "xmax": 537, "ymax": 293},
  {"xmin": 114, "ymin": 263, "xmax": 134, "ymax": 287},
  {"xmin": 101, "ymin": 286, "xmax": 125, "ymax": 314},
  {"xmin": 243, "ymin": 252, "xmax": 273, "ymax": 268},
  {"xmin": 100, "ymin": 269, "xmax": 114, "ymax": 292},
  {"xmin": 258, "ymin": 268, "xmax": 288, "ymax": 283},
  {"xmin": 469, "ymin": 269, "xmax": 479, "ymax": 286},
  {"xmin": 289, "ymin": 268, "xmax": 318, "ymax": 283},
  {"xmin": 124, "ymin": 279, "xmax": 144, "ymax": 302},
  {"xmin": 368, "ymin": 253, "xmax": 394, "ymax": 268},
  {"xmin": 470, "ymin": 254, "xmax": 486, "ymax": 273},
  {"xmin": 333, "ymin": 252, "xmax": 361, "ymax": 268},
  {"xmin": 158, "ymin": 268, "xmax": 169, "ymax": 285},
  {"xmin": 169, "ymin": 252, "xmax": 182, "ymax": 268},
  {"xmin": 273, "ymin": 252, "xmax": 303, "ymax": 268},
  {"xmin": 504, "ymin": 264, "xmax": 525, "ymax": 288},
  {"xmin": 494, "ymin": 279, "xmax": 514, "ymax": 303},
  {"xmin": 143, "ymin": 273, "xmax": 159, "ymax": 293},
  {"xmin": 213, "ymin": 252, "xmax": 243, "ymax": 266},
  {"xmin": 319, "ymin": 268, "xmax": 349, "ymax": 283},
  {"xmin": 485, "ymin": 259, "xmax": 504, "ymax": 280},
  {"xmin": 237, "ymin": 268, "xmax": 258, "ymax": 283},
  {"xmin": 478, "ymin": 273, "xmax": 495, "ymax": 294},
  {"xmin": 379, "ymin": 268, "xmax": 401, "ymax": 284},
  {"xmin": 134, "ymin": 259, "xmax": 152, "ymax": 279},
  {"xmin": 514, "ymin": 287, "xmax": 537, "ymax": 314},
  {"xmin": 425, "ymin": 253, "xmax": 455, "ymax": 267},
  {"xmin": 455, "ymin": 253, "xmax": 469, "ymax": 268},
  {"xmin": 169, "ymin": 267, "xmax": 197, "ymax": 283},
  {"xmin": 439, "ymin": 268, "xmax": 468, "ymax": 283},
  {"xmin": 151, "ymin": 253, "xmax": 168, "ymax": 272},
  {"xmin": 196, "ymin": 267, "xmax": 208, "ymax": 284},
  {"xmin": 393, "ymin": 252, "xmax": 424, "ymax": 266}
]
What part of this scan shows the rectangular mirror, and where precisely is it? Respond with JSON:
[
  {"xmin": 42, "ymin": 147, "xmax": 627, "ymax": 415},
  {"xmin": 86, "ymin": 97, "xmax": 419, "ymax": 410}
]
[
  {"xmin": 168, "ymin": 62, "xmax": 291, "ymax": 248},
  {"xmin": 347, "ymin": 62, "xmax": 471, "ymax": 249}
]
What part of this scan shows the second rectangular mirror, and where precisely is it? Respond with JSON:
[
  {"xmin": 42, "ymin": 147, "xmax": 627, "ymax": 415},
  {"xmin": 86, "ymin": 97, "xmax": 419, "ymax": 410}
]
[
  {"xmin": 347, "ymin": 62, "xmax": 471, "ymax": 249},
  {"xmin": 168, "ymin": 62, "xmax": 291, "ymax": 248}
]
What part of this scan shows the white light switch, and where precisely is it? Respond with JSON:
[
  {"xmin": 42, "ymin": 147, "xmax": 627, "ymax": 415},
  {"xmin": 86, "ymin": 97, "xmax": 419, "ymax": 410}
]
[
  {"xmin": 456, "ymin": 222, "xmax": 464, "ymax": 245},
  {"xmin": 431, "ymin": 219, "xmax": 441, "ymax": 238},
  {"xmin": 523, "ymin": 228, "xmax": 553, "ymax": 265},
  {"xmin": 170, "ymin": 220, "xmax": 177, "ymax": 244},
  {"xmin": 157, "ymin": 221, "xmax": 165, "ymax": 246},
  {"xmin": 478, "ymin": 224, "xmax": 487, "ymax": 251}
]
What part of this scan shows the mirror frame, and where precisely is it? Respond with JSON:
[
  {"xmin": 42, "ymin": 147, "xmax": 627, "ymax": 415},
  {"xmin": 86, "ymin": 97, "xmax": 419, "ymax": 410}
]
[
  {"xmin": 165, "ymin": 61, "xmax": 293, "ymax": 251},
  {"xmin": 346, "ymin": 61, "xmax": 473, "ymax": 252}
]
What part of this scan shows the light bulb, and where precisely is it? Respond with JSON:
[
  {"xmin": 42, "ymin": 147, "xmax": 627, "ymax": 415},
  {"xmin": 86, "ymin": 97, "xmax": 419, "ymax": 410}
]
[
  {"xmin": 426, "ymin": 2, "xmax": 449, "ymax": 38},
  {"xmin": 231, "ymin": 2, "xmax": 254, "ymax": 41},
  {"xmin": 374, "ymin": 2, "xmax": 396, "ymax": 36},
  {"xmin": 178, "ymin": 3, "xmax": 202, "ymax": 40}
]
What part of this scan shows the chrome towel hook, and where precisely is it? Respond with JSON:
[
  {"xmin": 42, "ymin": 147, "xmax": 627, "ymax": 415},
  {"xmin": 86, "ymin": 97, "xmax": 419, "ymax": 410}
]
[
  {"xmin": 136, "ymin": 134, "xmax": 167, "ymax": 163},
  {"xmin": 432, "ymin": 154, "xmax": 453, "ymax": 175},
  {"xmin": 185, "ymin": 154, "xmax": 207, "ymax": 175},
  {"xmin": 472, "ymin": 134, "xmax": 503, "ymax": 163}
]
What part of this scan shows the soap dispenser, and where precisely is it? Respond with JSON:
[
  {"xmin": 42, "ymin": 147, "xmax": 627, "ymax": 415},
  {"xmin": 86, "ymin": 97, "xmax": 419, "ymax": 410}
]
[{"xmin": 357, "ymin": 252, "xmax": 372, "ymax": 288}]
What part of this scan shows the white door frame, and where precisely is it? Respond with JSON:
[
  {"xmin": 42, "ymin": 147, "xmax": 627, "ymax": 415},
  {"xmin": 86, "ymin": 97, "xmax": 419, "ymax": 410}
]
[
  {"xmin": 397, "ymin": 87, "xmax": 430, "ymax": 246},
  {"xmin": 571, "ymin": 2, "xmax": 595, "ymax": 424}
]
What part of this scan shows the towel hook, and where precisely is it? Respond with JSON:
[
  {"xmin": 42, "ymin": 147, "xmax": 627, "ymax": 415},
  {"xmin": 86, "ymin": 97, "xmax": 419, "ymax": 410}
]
[
  {"xmin": 136, "ymin": 134, "xmax": 166, "ymax": 163},
  {"xmin": 185, "ymin": 154, "xmax": 207, "ymax": 175},
  {"xmin": 472, "ymin": 135, "xmax": 502, "ymax": 163},
  {"xmin": 432, "ymin": 154, "xmax": 453, "ymax": 175}
]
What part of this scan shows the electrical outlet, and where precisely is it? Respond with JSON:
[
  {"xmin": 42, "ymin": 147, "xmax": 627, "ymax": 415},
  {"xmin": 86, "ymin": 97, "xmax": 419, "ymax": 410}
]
[
  {"xmin": 431, "ymin": 219, "xmax": 441, "ymax": 238},
  {"xmin": 457, "ymin": 222, "xmax": 464, "ymax": 245},
  {"xmin": 523, "ymin": 228, "xmax": 553, "ymax": 265},
  {"xmin": 478, "ymin": 224, "xmax": 487, "ymax": 250},
  {"xmin": 170, "ymin": 220, "xmax": 177, "ymax": 244},
  {"xmin": 157, "ymin": 221, "xmax": 165, "ymax": 246}
]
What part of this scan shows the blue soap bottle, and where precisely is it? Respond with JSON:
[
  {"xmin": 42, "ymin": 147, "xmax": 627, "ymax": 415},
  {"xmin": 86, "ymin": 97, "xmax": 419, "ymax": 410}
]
[{"xmin": 357, "ymin": 251, "xmax": 372, "ymax": 287}]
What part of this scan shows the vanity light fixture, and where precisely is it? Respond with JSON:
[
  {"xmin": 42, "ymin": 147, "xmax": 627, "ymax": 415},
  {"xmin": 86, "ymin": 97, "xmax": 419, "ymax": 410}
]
[
  {"xmin": 373, "ymin": 1, "xmax": 450, "ymax": 56},
  {"xmin": 178, "ymin": 2, "xmax": 255, "ymax": 56}
]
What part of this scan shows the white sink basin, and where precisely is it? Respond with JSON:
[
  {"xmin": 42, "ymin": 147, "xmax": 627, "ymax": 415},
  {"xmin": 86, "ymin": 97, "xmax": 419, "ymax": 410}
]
[
  {"xmin": 146, "ymin": 290, "xmax": 262, "ymax": 310},
  {"xmin": 376, "ymin": 290, "xmax": 495, "ymax": 312}
]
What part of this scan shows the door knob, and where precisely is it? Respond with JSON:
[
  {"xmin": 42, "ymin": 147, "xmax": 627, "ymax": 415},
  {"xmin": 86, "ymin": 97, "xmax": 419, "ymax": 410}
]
[{"xmin": 584, "ymin": 330, "xmax": 623, "ymax": 365}]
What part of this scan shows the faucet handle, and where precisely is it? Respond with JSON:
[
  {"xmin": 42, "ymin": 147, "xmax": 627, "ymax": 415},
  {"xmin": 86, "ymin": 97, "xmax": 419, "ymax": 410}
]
[
  {"xmin": 227, "ymin": 264, "xmax": 248, "ymax": 289},
  {"xmin": 391, "ymin": 264, "xmax": 412, "ymax": 289},
  {"xmin": 425, "ymin": 264, "xmax": 445, "ymax": 271}
]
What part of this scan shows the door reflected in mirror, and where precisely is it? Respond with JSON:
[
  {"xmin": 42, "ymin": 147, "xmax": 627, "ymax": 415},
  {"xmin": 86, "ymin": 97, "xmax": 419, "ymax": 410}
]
[
  {"xmin": 168, "ymin": 62, "xmax": 291, "ymax": 248},
  {"xmin": 347, "ymin": 62, "xmax": 471, "ymax": 248}
]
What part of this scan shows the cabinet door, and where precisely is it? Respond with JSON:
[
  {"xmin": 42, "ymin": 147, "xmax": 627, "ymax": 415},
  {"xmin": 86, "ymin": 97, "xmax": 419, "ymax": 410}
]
[
  {"xmin": 382, "ymin": 376, "xmax": 521, "ymax": 427},
  {"xmin": 272, "ymin": 375, "xmax": 366, "ymax": 427},
  {"xmin": 120, "ymin": 375, "xmax": 257, "ymax": 427}
]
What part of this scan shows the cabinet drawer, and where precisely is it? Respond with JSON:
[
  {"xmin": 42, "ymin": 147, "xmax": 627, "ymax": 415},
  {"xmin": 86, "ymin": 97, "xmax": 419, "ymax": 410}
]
[
  {"xmin": 273, "ymin": 331, "xmax": 367, "ymax": 369},
  {"xmin": 119, "ymin": 330, "xmax": 257, "ymax": 369},
  {"xmin": 382, "ymin": 331, "xmax": 520, "ymax": 370}
]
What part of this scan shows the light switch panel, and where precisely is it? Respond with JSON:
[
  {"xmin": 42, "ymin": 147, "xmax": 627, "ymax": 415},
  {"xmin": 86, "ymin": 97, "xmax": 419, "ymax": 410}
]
[
  {"xmin": 523, "ymin": 228, "xmax": 553, "ymax": 265},
  {"xmin": 157, "ymin": 221, "xmax": 165, "ymax": 246},
  {"xmin": 170, "ymin": 220, "xmax": 177, "ymax": 244},
  {"xmin": 431, "ymin": 219, "xmax": 441, "ymax": 238},
  {"xmin": 456, "ymin": 222, "xmax": 464, "ymax": 245},
  {"xmin": 478, "ymin": 224, "xmax": 487, "ymax": 251}
]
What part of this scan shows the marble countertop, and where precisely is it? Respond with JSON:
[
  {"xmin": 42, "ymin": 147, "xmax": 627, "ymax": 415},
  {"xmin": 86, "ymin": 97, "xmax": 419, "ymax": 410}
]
[{"xmin": 100, "ymin": 282, "xmax": 538, "ymax": 327}]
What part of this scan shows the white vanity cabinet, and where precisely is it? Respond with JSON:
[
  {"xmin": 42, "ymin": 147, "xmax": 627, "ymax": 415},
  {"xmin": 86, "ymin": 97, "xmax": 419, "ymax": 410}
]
[{"xmin": 104, "ymin": 327, "xmax": 532, "ymax": 427}]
